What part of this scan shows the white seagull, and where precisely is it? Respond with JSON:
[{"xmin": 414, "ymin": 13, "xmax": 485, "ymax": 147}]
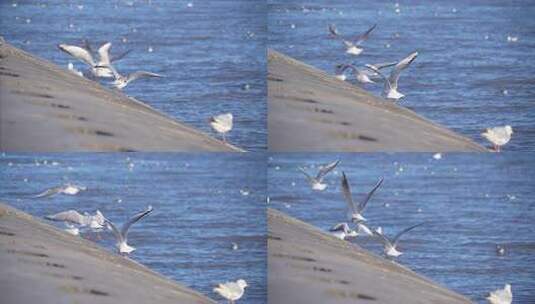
[
  {"xmin": 105, "ymin": 205, "xmax": 153, "ymax": 254},
  {"xmin": 486, "ymin": 284, "xmax": 512, "ymax": 304},
  {"xmin": 481, "ymin": 125, "xmax": 513, "ymax": 152},
  {"xmin": 58, "ymin": 41, "xmax": 131, "ymax": 78},
  {"xmin": 329, "ymin": 23, "xmax": 376, "ymax": 56},
  {"xmin": 365, "ymin": 51, "xmax": 418, "ymax": 101},
  {"xmin": 298, "ymin": 159, "xmax": 340, "ymax": 191},
  {"xmin": 97, "ymin": 63, "xmax": 163, "ymax": 89},
  {"xmin": 214, "ymin": 279, "xmax": 248, "ymax": 304},
  {"xmin": 45, "ymin": 209, "xmax": 105, "ymax": 229},
  {"xmin": 209, "ymin": 113, "xmax": 233, "ymax": 142},
  {"xmin": 373, "ymin": 222, "xmax": 425, "ymax": 259},
  {"xmin": 341, "ymin": 172, "xmax": 384, "ymax": 222},
  {"xmin": 33, "ymin": 183, "xmax": 87, "ymax": 198},
  {"xmin": 329, "ymin": 222, "xmax": 358, "ymax": 240},
  {"xmin": 335, "ymin": 62, "xmax": 397, "ymax": 84}
]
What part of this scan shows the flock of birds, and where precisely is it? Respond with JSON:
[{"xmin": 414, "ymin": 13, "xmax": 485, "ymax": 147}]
[
  {"xmin": 298, "ymin": 160, "xmax": 513, "ymax": 304},
  {"xmin": 57, "ymin": 39, "xmax": 235, "ymax": 144},
  {"xmin": 31, "ymin": 182, "xmax": 248, "ymax": 303},
  {"xmin": 327, "ymin": 23, "xmax": 514, "ymax": 152}
]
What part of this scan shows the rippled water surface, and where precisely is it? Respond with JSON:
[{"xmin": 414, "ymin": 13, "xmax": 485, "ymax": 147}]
[
  {"xmin": 268, "ymin": 153, "xmax": 535, "ymax": 303},
  {"xmin": 0, "ymin": 0, "xmax": 266, "ymax": 151},
  {"xmin": 0, "ymin": 153, "xmax": 267, "ymax": 303},
  {"xmin": 269, "ymin": 0, "xmax": 535, "ymax": 151}
]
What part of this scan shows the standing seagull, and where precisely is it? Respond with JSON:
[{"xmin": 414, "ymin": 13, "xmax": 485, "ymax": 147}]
[
  {"xmin": 329, "ymin": 222, "xmax": 358, "ymax": 240},
  {"xmin": 481, "ymin": 125, "xmax": 513, "ymax": 152},
  {"xmin": 329, "ymin": 23, "xmax": 376, "ymax": 56},
  {"xmin": 486, "ymin": 284, "xmax": 512, "ymax": 304},
  {"xmin": 335, "ymin": 62, "xmax": 397, "ymax": 84},
  {"xmin": 299, "ymin": 159, "xmax": 340, "ymax": 191},
  {"xmin": 214, "ymin": 279, "xmax": 248, "ymax": 304},
  {"xmin": 341, "ymin": 172, "xmax": 384, "ymax": 222},
  {"xmin": 33, "ymin": 183, "xmax": 87, "ymax": 198},
  {"xmin": 373, "ymin": 222, "xmax": 425, "ymax": 259},
  {"xmin": 209, "ymin": 113, "xmax": 233, "ymax": 143},
  {"xmin": 105, "ymin": 205, "xmax": 153, "ymax": 254},
  {"xmin": 365, "ymin": 51, "xmax": 418, "ymax": 101},
  {"xmin": 97, "ymin": 63, "xmax": 163, "ymax": 89}
]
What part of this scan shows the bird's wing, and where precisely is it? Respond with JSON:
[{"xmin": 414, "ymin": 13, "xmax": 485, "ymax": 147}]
[
  {"xmin": 97, "ymin": 42, "xmax": 112, "ymax": 64},
  {"xmin": 82, "ymin": 39, "xmax": 93, "ymax": 54},
  {"xmin": 389, "ymin": 51, "xmax": 418, "ymax": 90},
  {"xmin": 392, "ymin": 222, "xmax": 425, "ymax": 247},
  {"xmin": 298, "ymin": 167, "xmax": 314, "ymax": 183},
  {"xmin": 95, "ymin": 63, "xmax": 121, "ymax": 79},
  {"xmin": 341, "ymin": 172, "xmax": 357, "ymax": 215},
  {"xmin": 111, "ymin": 49, "xmax": 132, "ymax": 62},
  {"xmin": 316, "ymin": 159, "xmax": 340, "ymax": 181},
  {"xmin": 45, "ymin": 210, "xmax": 85, "ymax": 225},
  {"xmin": 120, "ymin": 205, "xmax": 153, "ymax": 240},
  {"xmin": 353, "ymin": 24, "xmax": 377, "ymax": 45},
  {"xmin": 33, "ymin": 186, "xmax": 62, "ymax": 198},
  {"xmin": 365, "ymin": 64, "xmax": 392, "ymax": 91},
  {"xmin": 372, "ymin": 229, "xmax": 392, "ymax": 247},
  {"xmin": 357, "ymin": 177, "xmax": 384, "ymax": 212},
  {"xmin": 329, "ymin": 222, "xmax": 348, "ymax": 232},
  {"xmin": 57, "ymin": 44, "xmax": 95, "ymax": 67},
  {"xmin": 369, "ymin": 61, "xmax": 398, "ymax": 70},
  {"xmin": 105, "ymin": 218, "xmax": 124, "ymax": 243},
  {"xmin": 127, "ymin": 71, "xmax": 163, "ymax": 83}
]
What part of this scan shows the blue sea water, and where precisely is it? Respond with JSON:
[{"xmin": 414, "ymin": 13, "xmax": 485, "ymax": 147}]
[
  {"xmin": 268, "ymin": 153, "xmax": 535, "ymax": 303},
  {"xmin": 0, "ymin": 153, "xmax": 267, "ymax": 303},
  {"xmin": 0, "ymin": 0, "xmax": 267, "ymax": 151},
  {"xmin": 268, "ymin": 0, "xmax": 535, "ymax": 151}
]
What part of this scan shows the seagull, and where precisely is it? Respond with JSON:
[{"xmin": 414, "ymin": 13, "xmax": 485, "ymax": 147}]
[
  {"xmin": 329, "ymin": 23, "xmax": 376, "ymax": 56},
  {"xmin": 58, "ymin": 40, "xmax": 131, "ymax": 78},
  {"xmin": 105, "ymin": 205, "xmax": 153, "ymax": 254},
  {"xmin": 33, "ymin": 184, "xmax": 87, "ymax": 198},
  {"xmin": 481, "ymin": 125, "xmax": 513, "ymax": 152},
  {"xmin": 335, "ymin": 62, "xmax": 397, "ymax": 84},
  {"xmin": 365, "ymin": 51, "xmax": 418, "ymax": 101},
  {"xmin": 96, "ymin": 63, "xmax": 163, "ymax": 89},
  {"xmin": 373, "ymin": 222, "xmax": 425, "ymax": 259},
  {"xmin": 298, "ymin": 159, "xmax": 340, "ymax": 191},
  {"xmin": 329, "ymin": 222, "xmax": 358, "ymax": 240},
  {"xmin": 209, "ymin": 113, "xmax": 233, "ymax": 142},
  {"xmin": 496, "ymin": 244, "xmax": 506, "ymax": 256},
  {"xmin": 341, "ymin": 172, "xmax": 384, "ymax": 222},
  {"xmin": 213, "ymin": 279, "xmax": 248, "ymax": 304},
  {"xmin": 486, "ymin": 284, "xmax": 512, "ymax": 304},
  {"xmin": 45, "ymin": 209, "xmax": 105, "ymax": 229}
]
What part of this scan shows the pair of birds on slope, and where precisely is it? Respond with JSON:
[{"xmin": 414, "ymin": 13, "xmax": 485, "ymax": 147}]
[
  {"xmin": 329, "ymin": 23, "xmax": 418, "ymax": 101},
  {"xmin": 45, "ymin": 204, "xmax": 153, "ymax": 255},
  {"xmin": 58, "ymin": 39, "xmax": 162, "ymax": 89},
  {"xmin": 299, "ymin": 160, "xmax": 424, "ymax": 260}
]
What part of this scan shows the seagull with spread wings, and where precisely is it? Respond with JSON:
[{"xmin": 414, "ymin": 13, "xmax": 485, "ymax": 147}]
[
  {"xmin": 299, "ymin": 160, "xmax": 340, "ymax": 191},
  {"xmin": 329, "ymin": 23, "xmax": 377, "ymax": 56},
  {"xmin": 105, "ymin": 205, "xmax": 153, "ymax": 254},
  {"xmin": 373, "ymin": 222, "xmax": 425, "ymax": 259},
  {"xmin": 341, "ymin": 172, "xmax": 384, "ymax": 223}
]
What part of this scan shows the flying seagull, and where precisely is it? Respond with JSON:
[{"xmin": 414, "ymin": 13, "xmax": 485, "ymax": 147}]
[
  {"xmin": 341, "ymin": 172, "xmax": 384, "ymax": 222},
  {"xmin": 33, "ymin": 184, "xmax": 87, "ymax": 198},
  {"xmin": 299, "ymin": 159, "xmax": 340, "ymax": 191},
  {"xmin": 335, "ymin": 62, "xmax": 397, "ymax": 84},
  {"xmin": 214, "ymin": 279, "xmax": 248, "ymax": 304},
  {"xmin": 329, "ymin": 23, "xmax": 377, "ymax": 56},
  {"xmin": 365, "ymin": 51, "xmax": 418, "ymax": 101},
  {"xmin": 486, "ymin": 284, "xmax": 512, "ymax": 304},
  {"xmin": 329, "ymin": 222, "xmax": 358, "ymax": 240},
  {"xmin": 45, "ymin": 209, "xmax": 105, "ymax": 229},
  {"xmin": 58, "ymin": 41, "xmax": 131, "ymax": 78},
  {"xmin": 481, "ymin": 125, "xmax": 513, "ymax": 152},
  {"xmin": 373, "ymin": 222, "xmax": 425, "ymax": 259},
  {"xmin": 105, "ymin": 205, "xmax": 153, "ymax": 254},
  {"xmin": 209, "ymin": 113, "xmax": 233, "ymax": 143},
  {"xmin": 96, "ymin": 63, "xmax": 163, "ymax": 89}
]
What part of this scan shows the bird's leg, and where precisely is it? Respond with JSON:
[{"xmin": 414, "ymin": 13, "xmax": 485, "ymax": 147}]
[
  {"xmin": 495, "ymin": 145, "xmax": 501, "ymax": 152},
  {"xmin": 222, "ymin": 133, "xmax": 227, "ymax": 143}
]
